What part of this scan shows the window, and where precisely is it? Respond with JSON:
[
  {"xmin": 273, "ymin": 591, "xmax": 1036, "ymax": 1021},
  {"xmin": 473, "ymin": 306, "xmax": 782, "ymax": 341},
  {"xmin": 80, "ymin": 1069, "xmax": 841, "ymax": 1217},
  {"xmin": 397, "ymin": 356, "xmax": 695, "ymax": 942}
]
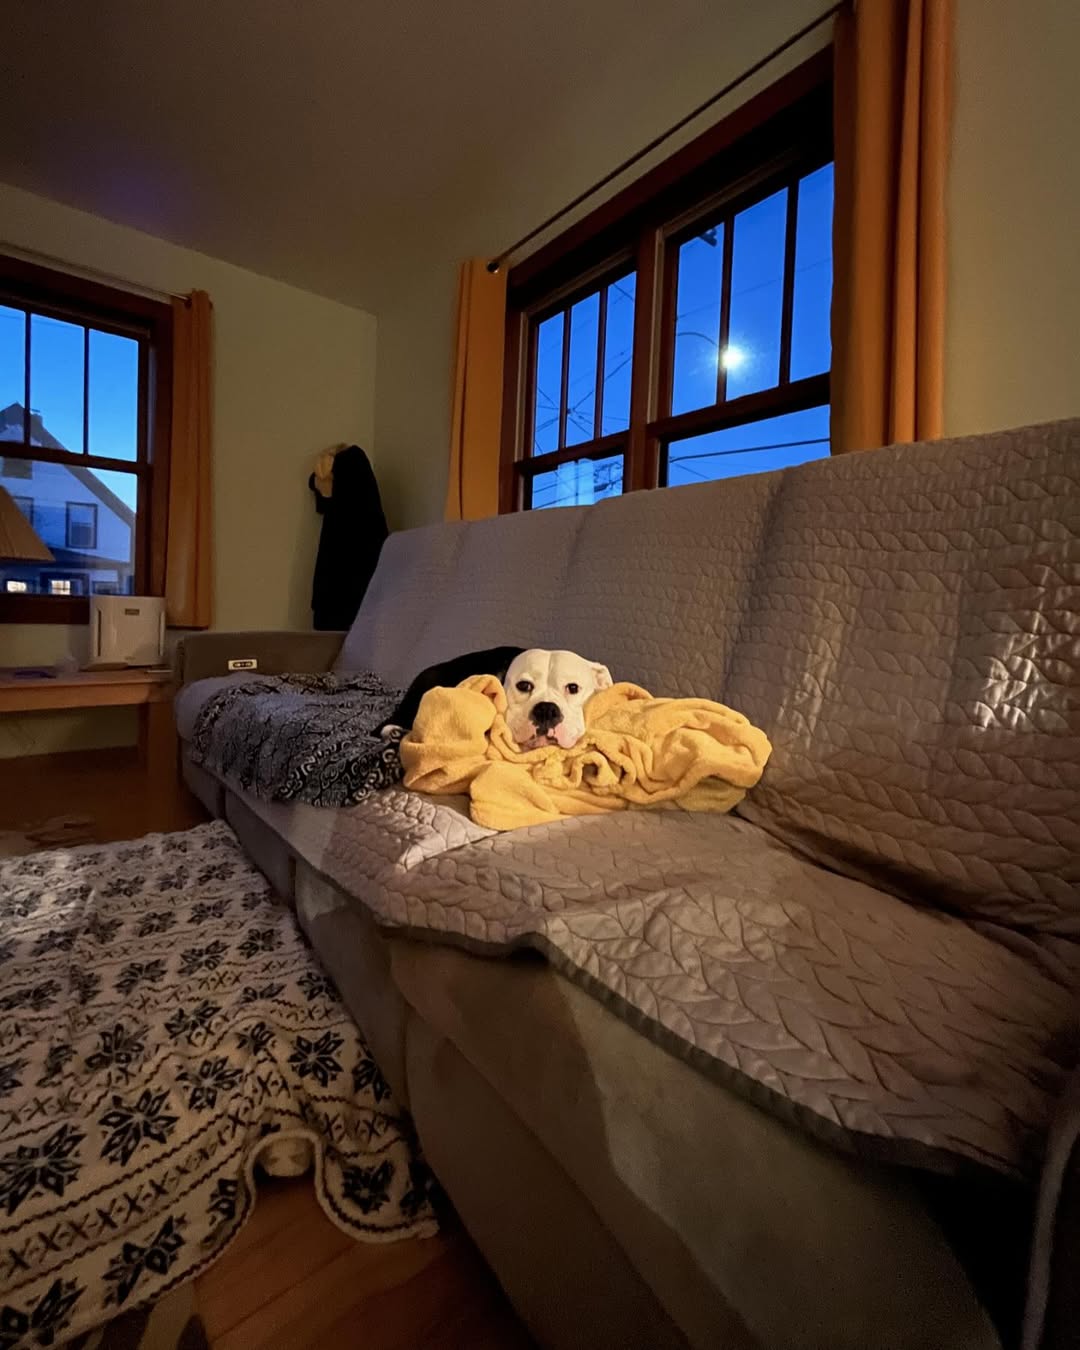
[
  {"xmin": 502, "ymin": 55, "xmax": 832, "ymax": 512},
  {"xmin": 520, "ymin": 270, "xmax": 636, "ymax": 508},
  {"xmin": 0, "ymin": 256, "xmax": 172, "ymax": 621},
  {"xmin": 66, "ymin": 501, "xmax": 98, "ymax": 550}
]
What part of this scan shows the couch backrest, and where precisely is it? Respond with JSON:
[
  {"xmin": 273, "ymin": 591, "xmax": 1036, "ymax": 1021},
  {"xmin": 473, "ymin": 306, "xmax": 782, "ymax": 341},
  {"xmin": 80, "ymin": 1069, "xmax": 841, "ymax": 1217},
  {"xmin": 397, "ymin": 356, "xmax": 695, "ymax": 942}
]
[
  {"xmin": 337, "ymin": 506, "xmax": 590, "ymax": 687},
  {"xmin": 340, "ymin": 418, "xmax": 1079, "ymax": 929},
  {"xmin": 336, "ymin": 518, "xmax": 469, "ymax": 686},
  {"xmin": 554, "ymin": 470, "xmax": 780, "ymax": 696},
  {"xmin": 728, "ymin": 418, "xmax": 1079, "ymax": 931},
  {"xmin": 339, "ymin": 467, "xmax": 781, "ymax": 700}
]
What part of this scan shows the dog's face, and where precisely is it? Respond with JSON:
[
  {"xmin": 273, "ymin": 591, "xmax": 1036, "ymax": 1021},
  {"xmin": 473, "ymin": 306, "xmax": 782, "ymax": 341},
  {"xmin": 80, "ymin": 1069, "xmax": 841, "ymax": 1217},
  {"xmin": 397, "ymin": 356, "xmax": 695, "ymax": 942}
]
[{"xmin": 503, "ymin": 649, "xmax": 612, "ymax": 750}]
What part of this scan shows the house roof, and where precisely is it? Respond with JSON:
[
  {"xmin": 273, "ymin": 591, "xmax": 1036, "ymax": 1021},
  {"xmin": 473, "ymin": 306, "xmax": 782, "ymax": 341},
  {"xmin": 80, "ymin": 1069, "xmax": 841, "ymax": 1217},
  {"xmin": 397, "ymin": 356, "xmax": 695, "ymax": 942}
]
[
  {"xmin": 0, "ymin": 403, "xmax": 136, "ymax": 527},
  {"xmin": 0, "ymin": 402, "xmax": 67, "ymax": 450}
]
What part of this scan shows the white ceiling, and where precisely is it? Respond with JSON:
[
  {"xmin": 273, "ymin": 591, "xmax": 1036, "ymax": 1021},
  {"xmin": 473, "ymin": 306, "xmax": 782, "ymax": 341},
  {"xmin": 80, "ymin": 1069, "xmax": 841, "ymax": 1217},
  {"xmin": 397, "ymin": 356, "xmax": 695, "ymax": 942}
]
[{"xmin": 0, "ymin": 1, "xmax": 824, "ymax": 312}]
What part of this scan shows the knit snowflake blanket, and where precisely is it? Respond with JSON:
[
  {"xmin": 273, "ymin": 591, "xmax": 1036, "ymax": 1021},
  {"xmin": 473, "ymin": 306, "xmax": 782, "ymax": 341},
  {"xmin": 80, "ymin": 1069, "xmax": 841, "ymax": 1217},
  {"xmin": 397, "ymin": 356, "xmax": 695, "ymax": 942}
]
[{"xmin": 0, "ymin": 821, "xmax": 435, "ymax": 1349}]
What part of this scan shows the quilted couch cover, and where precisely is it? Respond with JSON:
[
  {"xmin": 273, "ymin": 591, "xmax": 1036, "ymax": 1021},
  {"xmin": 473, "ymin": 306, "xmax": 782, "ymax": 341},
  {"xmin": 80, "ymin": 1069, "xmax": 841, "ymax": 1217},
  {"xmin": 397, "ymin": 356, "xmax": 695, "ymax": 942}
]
[{"xmin": 181, "ymin": 421, "xmax": 1079, "ymax": 1188}]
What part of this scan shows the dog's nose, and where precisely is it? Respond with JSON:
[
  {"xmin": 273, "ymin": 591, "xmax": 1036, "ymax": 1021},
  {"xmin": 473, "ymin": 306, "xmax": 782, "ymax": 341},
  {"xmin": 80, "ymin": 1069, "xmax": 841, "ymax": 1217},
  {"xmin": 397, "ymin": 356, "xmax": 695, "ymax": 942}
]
[{"xmin": 531, "ymin": 701, "xmax": 563, "ymax": 731}]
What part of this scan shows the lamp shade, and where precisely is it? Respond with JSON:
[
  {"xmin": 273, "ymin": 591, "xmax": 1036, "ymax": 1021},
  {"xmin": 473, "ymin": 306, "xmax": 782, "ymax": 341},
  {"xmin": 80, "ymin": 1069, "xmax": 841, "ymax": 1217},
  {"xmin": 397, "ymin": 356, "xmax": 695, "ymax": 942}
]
[{"xmin": 0, "ymin": 484, "xmax": 53, "ymax": 562}]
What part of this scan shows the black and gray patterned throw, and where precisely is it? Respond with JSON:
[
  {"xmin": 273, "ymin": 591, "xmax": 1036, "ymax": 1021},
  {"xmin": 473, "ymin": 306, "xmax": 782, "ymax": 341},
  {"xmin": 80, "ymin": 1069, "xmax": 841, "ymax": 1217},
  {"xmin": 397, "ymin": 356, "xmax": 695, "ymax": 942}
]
[
  {"xmin": 188, "ymin": 671, "xmax": 404, "ymax": 806},
  {"xmin": 0, "ymin": 822, "xmax": 436, "ymax": 1350}
]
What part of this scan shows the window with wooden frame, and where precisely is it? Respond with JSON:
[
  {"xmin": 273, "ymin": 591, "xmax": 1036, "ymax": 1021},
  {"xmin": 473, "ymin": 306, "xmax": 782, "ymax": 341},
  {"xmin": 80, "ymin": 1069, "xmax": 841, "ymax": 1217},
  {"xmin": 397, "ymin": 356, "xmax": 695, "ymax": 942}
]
[
  {"xmin": 501, "ymin": 53, "xmax": 833, "ymax": 512},
  {"xmin": 0, "ymin": 256, "xmax": 172, "ymax": 622}
]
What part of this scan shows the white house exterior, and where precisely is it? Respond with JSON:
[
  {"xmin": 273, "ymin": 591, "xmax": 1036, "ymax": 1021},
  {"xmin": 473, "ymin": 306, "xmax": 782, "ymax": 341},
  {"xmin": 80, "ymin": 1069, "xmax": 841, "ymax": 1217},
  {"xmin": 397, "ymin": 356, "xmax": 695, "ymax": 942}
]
[{"xmin": 0, "ymin": 402, "xmax": 136, "ymax": 596}]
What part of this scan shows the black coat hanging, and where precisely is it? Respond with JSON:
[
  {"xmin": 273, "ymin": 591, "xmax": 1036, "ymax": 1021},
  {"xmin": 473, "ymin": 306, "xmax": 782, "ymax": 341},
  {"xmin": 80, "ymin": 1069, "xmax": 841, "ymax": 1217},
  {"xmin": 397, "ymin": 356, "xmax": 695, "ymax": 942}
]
[{"xmin": 309, "ymin": 444, "xmax": 388, "ymax": 631}]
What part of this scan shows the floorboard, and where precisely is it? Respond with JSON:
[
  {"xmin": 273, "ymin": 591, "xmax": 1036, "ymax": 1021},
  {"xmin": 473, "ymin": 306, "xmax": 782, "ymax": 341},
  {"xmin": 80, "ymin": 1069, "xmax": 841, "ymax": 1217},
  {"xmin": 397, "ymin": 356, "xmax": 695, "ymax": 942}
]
[
  {"xmin": 0, "ymin": 745, "xmax": 206, "ymax": 842},
  {"xmin": 199, "ymin": 1182, "xmax": 532, "ymax": 1350}
]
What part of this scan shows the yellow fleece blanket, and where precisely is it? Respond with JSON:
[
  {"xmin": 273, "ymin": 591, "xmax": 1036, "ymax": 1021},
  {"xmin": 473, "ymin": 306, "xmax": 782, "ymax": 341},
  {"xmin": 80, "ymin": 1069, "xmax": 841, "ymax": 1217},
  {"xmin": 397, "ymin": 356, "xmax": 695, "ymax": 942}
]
[{"xmin": 400, "ymin": 675, "xmax": 772, "ymax": 831}]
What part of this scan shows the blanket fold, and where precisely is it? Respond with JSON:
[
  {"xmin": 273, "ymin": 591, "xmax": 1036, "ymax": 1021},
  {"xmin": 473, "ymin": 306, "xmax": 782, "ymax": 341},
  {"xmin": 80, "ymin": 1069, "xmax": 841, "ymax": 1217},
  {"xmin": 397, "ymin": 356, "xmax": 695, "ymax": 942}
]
[{"xmin": 401, "ymin": 675, "xmax": 772, "ymax": 830}]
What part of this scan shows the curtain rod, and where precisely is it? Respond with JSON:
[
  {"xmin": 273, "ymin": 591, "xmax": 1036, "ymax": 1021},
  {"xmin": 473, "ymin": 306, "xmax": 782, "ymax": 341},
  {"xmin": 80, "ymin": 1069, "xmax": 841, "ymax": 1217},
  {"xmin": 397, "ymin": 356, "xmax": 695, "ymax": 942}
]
[
  {"xmin": 0, "ymin": 241, "xmax": 187, "ymax": 302},
  {"xmin": 486, "ymin": 1, "xmax": 846, "ymax": 274}
]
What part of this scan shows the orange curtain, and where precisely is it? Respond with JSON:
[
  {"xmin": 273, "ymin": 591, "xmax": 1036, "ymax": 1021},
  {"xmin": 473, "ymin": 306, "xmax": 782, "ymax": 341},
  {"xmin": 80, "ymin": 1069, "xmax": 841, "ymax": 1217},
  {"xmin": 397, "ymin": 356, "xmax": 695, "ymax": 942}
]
[
  {"xmin": 445, "ymin": 260, "xmax": 507, "ymax": 521},
  {"xmin": 832, "ymin": 0, "xmax": 952, "ymax": 453},
  {"xmin": 165, "ymin": 290, "xmax": 213, "ymax": 627}
]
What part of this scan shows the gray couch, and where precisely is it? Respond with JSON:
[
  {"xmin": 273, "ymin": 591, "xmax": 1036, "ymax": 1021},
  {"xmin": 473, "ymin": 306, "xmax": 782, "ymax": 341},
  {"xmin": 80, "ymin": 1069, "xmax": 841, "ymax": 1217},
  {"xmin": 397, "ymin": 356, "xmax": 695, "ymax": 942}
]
[{"xmin": 174, "ymin": 420, "xmax": 1079, "ymax": 1350}]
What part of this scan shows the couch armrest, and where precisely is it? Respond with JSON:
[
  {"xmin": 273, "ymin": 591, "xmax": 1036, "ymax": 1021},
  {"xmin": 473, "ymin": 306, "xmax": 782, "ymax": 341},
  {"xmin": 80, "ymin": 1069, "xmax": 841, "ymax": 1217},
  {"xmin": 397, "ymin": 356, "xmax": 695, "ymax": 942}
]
[
  {"xmin": 1023, "ymin": 1069, "xmax": 1080, "ymax": 1350},
  {"xmin": 174, "ymin": 630, "xmax": 346, "ymax": 685}
]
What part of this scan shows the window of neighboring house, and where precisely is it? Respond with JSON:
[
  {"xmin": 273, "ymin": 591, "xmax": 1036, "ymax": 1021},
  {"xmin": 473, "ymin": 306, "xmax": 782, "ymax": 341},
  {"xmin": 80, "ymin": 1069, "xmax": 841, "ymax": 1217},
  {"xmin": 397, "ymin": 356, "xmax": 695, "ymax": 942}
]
[
  {"xmin": 0, "ymin": 256, "xmax": 172, "ymax": 621},
  {"xmin": 501, "ymin": 54, "xmax": 833, "ymax": 511},
  {"xmin": 66, "ymin": 501, "xmax": 98, "ymax": 550}
]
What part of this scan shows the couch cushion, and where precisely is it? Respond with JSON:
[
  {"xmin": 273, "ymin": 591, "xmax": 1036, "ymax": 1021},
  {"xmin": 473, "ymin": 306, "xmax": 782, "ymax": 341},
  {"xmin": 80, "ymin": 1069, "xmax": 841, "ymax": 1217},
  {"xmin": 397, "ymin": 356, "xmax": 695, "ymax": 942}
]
[
  {"xmin": 405, "ymin": 1016, "xmax": 697, "ymax": 1350},
  {"xmin": 256, "ymin": 792, "xmax": 1074, "ymax": 1178},
  {"xmin": 728, "ymin": 419, "xmax": 1080, "ymax": 933},
  {"xmin": 213, "ymin": 781, "xmax": 494, "ymax": 885},
  {"xmin": 393, "ymin": 939, "xmax": 1003, "ymax": 1350},
  {"xmin": 556, "ymin": 469, "xmax": 779, "ymax": 697}
]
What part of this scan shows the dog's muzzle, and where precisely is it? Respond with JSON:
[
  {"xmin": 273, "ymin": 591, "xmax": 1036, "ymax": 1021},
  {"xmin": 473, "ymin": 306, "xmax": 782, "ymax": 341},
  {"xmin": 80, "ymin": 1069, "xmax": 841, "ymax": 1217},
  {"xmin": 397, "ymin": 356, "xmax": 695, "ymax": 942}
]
[{"xmin": 530, "ymin": 701, "xmax": 563, "ymax": 733}]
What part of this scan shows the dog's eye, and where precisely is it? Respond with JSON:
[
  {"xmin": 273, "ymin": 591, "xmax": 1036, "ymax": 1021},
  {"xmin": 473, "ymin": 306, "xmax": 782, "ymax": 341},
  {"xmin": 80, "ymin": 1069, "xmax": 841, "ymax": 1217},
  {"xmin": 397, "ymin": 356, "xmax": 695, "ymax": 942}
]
[
  {"xmin": 516, "ymin": 680, "xmax": 533, "ymax": 694},
  {"xmin": 566, "ymin": 683, "xmax": 580, "ymax": 695}
]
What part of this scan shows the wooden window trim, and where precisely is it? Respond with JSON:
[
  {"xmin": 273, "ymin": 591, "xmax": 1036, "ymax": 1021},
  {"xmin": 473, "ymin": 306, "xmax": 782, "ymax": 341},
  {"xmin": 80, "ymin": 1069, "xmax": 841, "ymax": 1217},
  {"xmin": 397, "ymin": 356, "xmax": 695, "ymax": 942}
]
[
  {"xmin": 501, "ymin": 48, "xmax": 833, "ymax": 513},
  {"xmin": 0, "ymin": 255, "xmax": 172, "ymax": 624}
]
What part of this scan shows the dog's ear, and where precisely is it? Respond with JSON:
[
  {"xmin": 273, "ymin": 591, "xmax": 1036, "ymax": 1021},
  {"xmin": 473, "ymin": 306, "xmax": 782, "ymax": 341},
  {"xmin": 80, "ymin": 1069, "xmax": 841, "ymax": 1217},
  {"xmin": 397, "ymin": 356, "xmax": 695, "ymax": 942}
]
[{"xmin": 590, "ymin": 662, "xmax": 613, "ymax": 691}]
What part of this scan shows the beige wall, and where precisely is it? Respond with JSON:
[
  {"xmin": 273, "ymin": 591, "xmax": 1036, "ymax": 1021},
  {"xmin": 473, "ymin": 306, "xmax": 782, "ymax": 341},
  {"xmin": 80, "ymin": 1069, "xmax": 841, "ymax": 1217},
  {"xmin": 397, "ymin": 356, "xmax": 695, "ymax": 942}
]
[
  {"xmin": 0, "ymin": 183, "xmax": 376, "ymax": 757},
  {"xmin": 944, "ymin": 0, "xmax": 1080, "ymax": 436},
  {"xmin": 376, "ymin": 0, "xmax": 1079, "ymax": 531}
]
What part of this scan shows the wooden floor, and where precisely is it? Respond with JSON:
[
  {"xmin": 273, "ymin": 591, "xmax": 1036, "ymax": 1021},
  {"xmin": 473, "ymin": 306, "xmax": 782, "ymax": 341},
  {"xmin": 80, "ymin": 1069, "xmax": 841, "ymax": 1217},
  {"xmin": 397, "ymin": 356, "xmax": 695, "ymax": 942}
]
[
  {"xmin": 0, "ymin": 745, "xmax": 207, "ymax": 843},
  {"xmin": 199, "ymin": 1180, "xmax": 531, "ymax": 1350},
  {"xmin": 3, "ymin": 747, "xmax": 535, "ymax": 1349}
]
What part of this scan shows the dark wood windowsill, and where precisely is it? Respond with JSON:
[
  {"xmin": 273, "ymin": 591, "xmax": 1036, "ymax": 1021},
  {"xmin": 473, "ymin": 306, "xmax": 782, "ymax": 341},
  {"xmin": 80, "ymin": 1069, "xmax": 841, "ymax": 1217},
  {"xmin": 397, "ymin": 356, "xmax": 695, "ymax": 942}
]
[{"xmin": 0, "ymin": 595, "xmax": 92, "ymax": 625}]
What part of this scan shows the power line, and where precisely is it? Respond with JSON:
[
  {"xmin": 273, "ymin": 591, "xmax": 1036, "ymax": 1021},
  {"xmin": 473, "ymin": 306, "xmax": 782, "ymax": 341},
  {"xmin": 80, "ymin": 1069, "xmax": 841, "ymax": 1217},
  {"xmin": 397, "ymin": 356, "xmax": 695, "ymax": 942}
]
[{"xmin": 670, "ymin": 436, "xmax": 828, "ymax": 464}]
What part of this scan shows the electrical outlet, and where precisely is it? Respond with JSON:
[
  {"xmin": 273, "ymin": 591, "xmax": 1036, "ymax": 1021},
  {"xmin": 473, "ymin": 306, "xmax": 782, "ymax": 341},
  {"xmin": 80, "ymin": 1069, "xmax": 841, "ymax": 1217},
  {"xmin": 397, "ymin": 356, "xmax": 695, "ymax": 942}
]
[{"xmin": 227, "ymin": 658, "xmax": 258, "ymax": 672}]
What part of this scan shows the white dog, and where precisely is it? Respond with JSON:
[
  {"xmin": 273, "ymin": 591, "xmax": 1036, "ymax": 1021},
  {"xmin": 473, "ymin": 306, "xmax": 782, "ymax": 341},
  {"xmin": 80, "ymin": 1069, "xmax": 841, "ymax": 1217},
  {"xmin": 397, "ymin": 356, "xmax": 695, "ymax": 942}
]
[{"xmin": 503, "ymin": 649, "xmax": 612, "ymax": 750}]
